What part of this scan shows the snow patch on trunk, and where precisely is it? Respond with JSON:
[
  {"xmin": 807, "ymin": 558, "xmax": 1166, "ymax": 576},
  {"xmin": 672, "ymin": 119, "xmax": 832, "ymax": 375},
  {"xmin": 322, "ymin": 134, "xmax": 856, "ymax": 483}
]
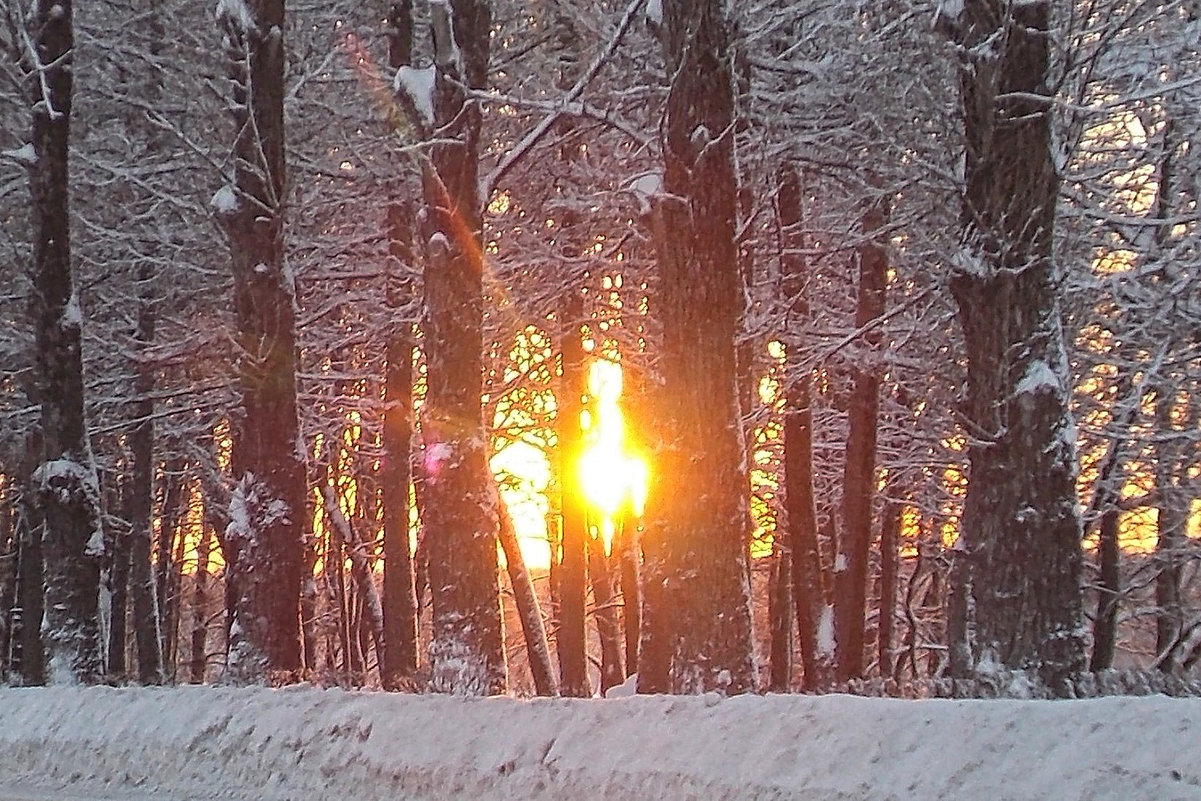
[
  {"xmin": 395, "ymin": 65, "xmax": 436, "ymax": 127},
  {"xmin": 1015, "ymin": 359, "xmax": 1061, "ymax": 396}
]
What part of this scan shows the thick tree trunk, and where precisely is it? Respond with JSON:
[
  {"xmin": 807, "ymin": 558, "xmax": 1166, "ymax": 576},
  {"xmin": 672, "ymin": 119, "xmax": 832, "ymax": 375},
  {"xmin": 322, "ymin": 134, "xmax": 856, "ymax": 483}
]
[
  {"xmin": 557, "ymin": 292, "xmax": 591, "ymax": 697},
  {"xmin": 777, "ymin": 165, "xmax": 833, "ymax": 691},
  {"xmin": 834, "ymin": 193, "xmax": 888, "ymax": 683},
  {"xmin": 767, "ymin": 547, "xmax": 793, "ymax": 692},
  {"xmin": 214, "ymin": 0, "xmax": 305, "ymax": 682},
  {"xmin": 641, "ymin": 0, "xmax": 756, "ymax": 695},
  {"xmin": 380, "ymin": 0, "xmax": 420, "ymax": 691},
  {"xmin": 945, "ymin": 0, "xmax": 1085, "ymax": 692},
  {"xmin": 28, "ymin": 0, "xmax": 103, "ymax": 685},
  {"xmin": 420, "ymin": 0, "xmax": 505, "ymax": 695}
]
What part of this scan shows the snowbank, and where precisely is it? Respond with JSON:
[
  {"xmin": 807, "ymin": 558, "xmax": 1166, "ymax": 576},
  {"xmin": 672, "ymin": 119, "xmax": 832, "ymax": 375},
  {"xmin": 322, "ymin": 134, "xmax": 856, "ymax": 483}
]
[{"xmin": 0, "ymin": 686, "xmax": 1199, "ymax": 800}]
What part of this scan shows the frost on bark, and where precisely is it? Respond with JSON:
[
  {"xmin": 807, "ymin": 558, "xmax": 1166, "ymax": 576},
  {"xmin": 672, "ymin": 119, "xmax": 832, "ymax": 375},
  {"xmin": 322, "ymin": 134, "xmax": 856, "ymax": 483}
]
[
  {"xmin": 214, "ymin": 0, "xmax": 305, "ymax": 682},
  {"xmin": 640, "ymin": 0, "xmax": 756, "ymax": 695},
  {"xmin": 944, "ymin": 0, "xmax": 1085, "ymax": 692},
  {"xmin": 419, "ymin": 0, "xmax": 505, "ymax": 696},
  {"xmin": 26, "ymin": 0, "xmax": 104, "ymax": 685}
]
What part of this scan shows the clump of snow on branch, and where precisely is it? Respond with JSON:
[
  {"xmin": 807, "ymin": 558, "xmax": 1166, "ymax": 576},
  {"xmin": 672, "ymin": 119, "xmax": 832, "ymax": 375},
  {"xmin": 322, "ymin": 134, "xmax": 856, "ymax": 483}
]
[
  {"xmin": 61, "ymin": 291, "xmax": 81, "ymax": 330},
  {"xmin": 1, "ymin": 143, "xmax": 36, "ymax": 167},
  {"xmin": 645, "ymin": 0, "xmax": 662, "ymax": 26},
  {"xmin": 215, "ymin": 0, "xmax": 255, "ymax": 31},
  {"xmin": 211, "ymin": 184, "xmax": 239, "ymax": 216},
  {"xmin": 394, "ymin": 65, "xmax": 437, "ymax": 128}
]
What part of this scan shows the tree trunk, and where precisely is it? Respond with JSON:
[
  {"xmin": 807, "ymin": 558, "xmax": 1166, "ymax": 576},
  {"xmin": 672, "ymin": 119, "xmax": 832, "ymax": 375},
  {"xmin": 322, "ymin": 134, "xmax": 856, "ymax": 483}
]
[
  {"xmin": 777, "ymin": 164, "xmax": 833, "ymax": 691},
  {"xmin": 945, "ymin": 0, "xmax": 1085, "ymax": 692},
  {"xmin": 154, "ymin": 460, "xmax": 186, "ymax": 675},
  {"xmin": 380, "ymin": 0, "xmax": 420, "ymax": 692},
  {"xmin": 381, "ymin": 314, "xmax": 418, "ymax": 687},
  {"xmin": 190, "ymin": 522, "xmax": 213, "ymax": 683},
  {"xmin": 214, "ymin": 0, "xmax": 305, "ymax": 682},
  {"xmin": 557, "ymin": 291, "xmax": 590, "ymax": 697},
  {"xmin": 834, "ymin": 192, "xmax": 888, "ymax": 683},
  {"xmin": 419, "ymin": 0, "xmax": 505, "ymax": 696},
  {"xmin": 589, "ymin": 536, "xmax": 624, "ymax": 694},
  {"xmin": 107, "ymin": 505, "xmax": 131, "ymax": 680},
  {"xmin": 1086, "ymin": 373, "xmax": 1141, "ymax": 673},
  {"xmin": 767, "ymin": 546, "xmax": 793, "ymax": 692},
  {"xmin": 877, "ymin": 494, "xmax": 901, "ymax": 679},
  {"xmin": 616, "ymin": 519, "xmax": 641, "ymax": 678},
  {"xmin": 27, "ymin": 0, "xmax": 103, "ymax": 685},
  {"xmin": 638, "ymin": 0, "xmax": 757, "ymax": 696},
  {"xmin": 497, "ymin": 492, "xmax": 557, "ymax": 696},
  {"xmin": 321, "ymin": 482, "xmax": 385, "ymax": 676},
  {"xmin": 1153, "ymin": 389, "xmax": 1193, "ymax": 672},
  {"xmin": 129, "ymin": 264, "xmax": 163, "ymax": 684}
]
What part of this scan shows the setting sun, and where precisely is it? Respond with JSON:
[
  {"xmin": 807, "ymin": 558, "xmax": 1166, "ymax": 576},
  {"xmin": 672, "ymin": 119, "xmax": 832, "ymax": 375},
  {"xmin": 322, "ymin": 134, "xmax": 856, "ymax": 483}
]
[{"xmin": 577, "ymin": 360, "xmax": 648, "ymax": 554}]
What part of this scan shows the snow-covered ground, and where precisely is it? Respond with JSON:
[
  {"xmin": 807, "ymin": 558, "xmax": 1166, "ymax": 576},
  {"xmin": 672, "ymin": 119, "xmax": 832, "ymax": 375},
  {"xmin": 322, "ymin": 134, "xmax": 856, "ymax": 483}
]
[{"xmin": 1, "ymin": 685, "xmax": 1199, "ymax": 800}]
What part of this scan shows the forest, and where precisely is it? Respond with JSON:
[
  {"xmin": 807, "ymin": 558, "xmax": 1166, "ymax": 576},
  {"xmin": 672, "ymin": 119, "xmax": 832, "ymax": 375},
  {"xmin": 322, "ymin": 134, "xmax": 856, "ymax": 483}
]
[{"xmin": 0, "ymin": 0, "xmax": 1198, "ymax": 700}]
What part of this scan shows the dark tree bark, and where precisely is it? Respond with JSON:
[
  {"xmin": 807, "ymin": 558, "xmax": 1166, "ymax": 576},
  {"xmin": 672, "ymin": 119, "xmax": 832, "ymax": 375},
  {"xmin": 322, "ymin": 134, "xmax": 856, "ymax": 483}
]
[
  {"xmin": 767, "ymin": 546, "xmax": 793, "ymax": 692},
  {"xmin": 214, "ymin": 0, "xmax": 305, "ymax": 682},
  {"xmin": 10, "ymin": 433, "xmax": 44, "ymax": 684},
  {"xmin": 1088, "ymin": 374, "xmax": 1137, "ymax": 673},
  {"xmin": 640, "ymin": 0, "xmax": 756, "ymax": 695},
  {"xmin": 944, "ymin": 0, "xmax": 1085, "ymax": 692},
  {"xmin": 106, "ymin": 502, "xmax": 131, "ymax": 680},
  {"xmin": 778, "ymin": 165, "xmax": 833, "ymax": 691},
  {"xmin": 1153, "ymin": 390, "xmax": 1194, "ymax": 672},
  {"xmin": 419, "ymin": 0, "xmax": 505, "ymax": 695},
  {"xmin": 834, "ymin": 192, "xmax": 888, "ymax": 683},
  {"xmin": 380, "ymin": 312, "xmax": 418, "ymax": 686},
  {"xmin": 557, "ymin": 291, "xmax": 590, "ymax": 697},
  {"xmin": 190, "ymin": 522, "xmax": 213, "ymax": 683},
  {"xmin": 379, "ymin": 0, "xmax": 420, "ymax": 692},
  {"xmin": 497, "ymin": 493, "xmax": 557, "ymax": 696},
  {"xmin": 322, "ymin": 482, "xmax": 384, "ymax": 675},
  {"xmin": 616, "ymin": 519, "xmax": 641, "ymax": 678},
  {"xmin": 27, "ymin": 0, "xmax": 103, "ymax": 684},
  {"xmin": 877, "ymin": 494, "xmax": 901, "ymax": 679},
  {"xmin": 0, "ymin": 487, "xmax": 13, "ymax": 678},
  {"xmin": 129, "ymin": 263, "xmax": 163, "ymax": 685},
  {"xmin": 155, "ymin": 460, "xmax": 186, "ymax": 674},
  {"xmin": 589, "ymin": 536, "xmax": 624, "ymax": 694}
]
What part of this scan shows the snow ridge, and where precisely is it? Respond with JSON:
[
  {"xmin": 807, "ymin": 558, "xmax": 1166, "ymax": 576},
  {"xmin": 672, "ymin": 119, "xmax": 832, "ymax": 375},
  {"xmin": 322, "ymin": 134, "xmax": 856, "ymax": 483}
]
[{"xmin": 1, "ymin": 686, "xmax": 1200, "ymax": 801}]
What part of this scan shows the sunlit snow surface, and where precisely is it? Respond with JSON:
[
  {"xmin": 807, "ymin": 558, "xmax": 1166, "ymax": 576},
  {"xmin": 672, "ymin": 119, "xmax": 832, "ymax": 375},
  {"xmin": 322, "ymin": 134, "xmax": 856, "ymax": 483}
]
[{"xmin": 0, "ymin": 686, "xmax": 1198, "ymax": 800}]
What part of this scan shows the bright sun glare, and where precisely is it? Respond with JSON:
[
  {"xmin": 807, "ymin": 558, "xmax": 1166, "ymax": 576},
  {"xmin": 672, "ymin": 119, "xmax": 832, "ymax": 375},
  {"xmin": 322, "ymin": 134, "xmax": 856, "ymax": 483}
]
[{"xmin": 577, "ymin": 360, "xmax": 648, "ymax": 555}]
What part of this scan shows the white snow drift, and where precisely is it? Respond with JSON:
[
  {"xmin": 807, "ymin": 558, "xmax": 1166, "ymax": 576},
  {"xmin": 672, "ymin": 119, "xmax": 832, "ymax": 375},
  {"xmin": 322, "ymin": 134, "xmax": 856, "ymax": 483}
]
[{"xmin": 0, "ymin": 686, "xmax": 1198, "ymax": 800}]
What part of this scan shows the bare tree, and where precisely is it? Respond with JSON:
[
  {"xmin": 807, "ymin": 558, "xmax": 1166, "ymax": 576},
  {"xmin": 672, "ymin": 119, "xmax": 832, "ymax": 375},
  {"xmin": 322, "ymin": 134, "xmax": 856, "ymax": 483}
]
[
  {"xmin": 942, "ymin": 0, "xmax": 1086, "ymax": 692},
  {"xmin": 213, "ymin": 0, "xmax": 305, "ymax": 681}
]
